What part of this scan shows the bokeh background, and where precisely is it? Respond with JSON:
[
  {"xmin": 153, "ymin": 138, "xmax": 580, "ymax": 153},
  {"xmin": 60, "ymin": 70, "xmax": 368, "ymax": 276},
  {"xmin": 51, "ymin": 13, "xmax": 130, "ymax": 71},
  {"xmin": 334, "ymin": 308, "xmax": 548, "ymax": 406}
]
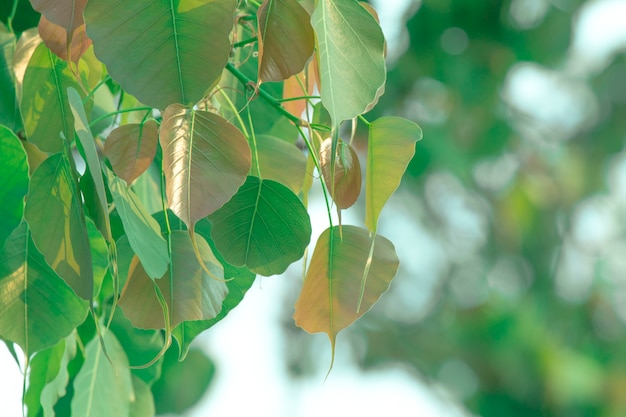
[{"xmin": 3, "ymin": 0, "xmax": 626, "ymax": 415}]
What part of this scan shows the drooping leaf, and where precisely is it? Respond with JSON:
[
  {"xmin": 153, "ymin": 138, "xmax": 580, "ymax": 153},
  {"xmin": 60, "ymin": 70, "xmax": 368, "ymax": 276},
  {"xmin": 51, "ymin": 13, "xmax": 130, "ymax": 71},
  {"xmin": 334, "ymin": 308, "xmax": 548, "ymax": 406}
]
[
  {"xmin": 29, "ymin": 0, "xmax": 87, "ymax": 34},
  {"xmin": 254, "ymin": 134, "xmax": 307, "ymax": 193},
  {"xmin": 21, "ymin": 42, "xmax": 81, "ymax": 153},
  {"xmin": 119, "ymin": 231, "xmax": 228, "ymax": 329},
  {"xmin": 311, "ymin": 0, "xmax": 386, "ymax": 123},
  {"xmin": 257, "ymin": 0, "xmax": 315, "ymax": 82},
  {"xmin": 0, "ymin": 223, "xmax": 88, "ymax": 355},
  {"xmin": 108, "ymin": 172, "xmax": 168, "ymax": 280},
  {"xmin": 209, "ymin": 176, "xmax": 311, "ymax": 276},
  {"xmin": 13, "ymin": 28, "xmax": 42, "ymax": 99},
  {"xmin": 0, "ymin": 126, "xmax": 29, "ymax": 250},
  {"xmin": 293, "ymin": 225, "xmax": 399, "ymax": 347},
  {"xmin": 0, "ymin": 25, "xmax": 21, "ymax": 131},
  {"xmin": 319, "ymin": 137, "xmax": 361, "ymax": 209},
  {"xmin": 71, "ymin": 330, "xmax": 134, "ymax": 417},
  {"xmin": 104, "ymin": 120, "xmax": 158, "ymax": 184},
  {"xmin": 86, "ymin": 218, "xmax": 109, "ymax": 299},
  {"xmin": 84, "ymin": 0, "xmax": 236, "ymax": 109},
  {"xmin": 365, "ymin": 117, "xmax": 423, "ymax": 231},
  {"xmin": 160, "ymin": 104, "xmax": 251, "ymax": 228},
  {"xmin": 24, "ymin": 153, "xmax": 93, "ymax": 299},
  {"xmin": 38, "ymin": 17, "xmax": 91, "ymax": 62},
  {"xmin": 130, "ymin": 376, "xmax": 156, "ymax": 417}
]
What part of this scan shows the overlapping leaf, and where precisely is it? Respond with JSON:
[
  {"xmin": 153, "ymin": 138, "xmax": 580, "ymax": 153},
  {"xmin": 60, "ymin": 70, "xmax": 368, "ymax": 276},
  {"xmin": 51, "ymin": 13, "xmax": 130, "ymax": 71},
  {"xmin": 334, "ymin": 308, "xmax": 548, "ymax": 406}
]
[
  {"xmin": 209, "ymin": 176, "xmax": 311, "ymax": 276},
  {"xmin": 29, "ymin": 0, "xmax": 87, "ymax": 34},
  {"xmin": 119, "ymin": 231, "xmax": 228, "ymax": 329},
  {"xmin": 254, "ymin": 134, "xmax": 307, "ymax": 193},
  {"xmin": 0, "ymin": 25, "xmax": 21, "ymax": 131},
  {"xmin": 319, "ymin": 137, "xmax": 361, "ymax": 209},
  {"xmin": 71, "ymin": 330, "xmax": 134, "ymax": 417},
  {"xmin": 311, "ymin": 0, "xmax": 386, "ymax": 123},
  {"xmin": 24, "ymin": 153, "xmax": 93, "ymax": 299},
  {"xmin": 104, "ymin": 120, "xmax": 158, "ymax": 184},
  {"xmin": 160, "ymin": 104, "xmax": 251, "ymax": 229},
  {"xmin": 257, "ymin": 0, "xmax": 315, "ymax": 82},
  {"xmin": 84, "ymin": 0, "xmax": 236, "ymax": 109},
  {"xmin": 0, "ymin": 223, "xmax": 88, "ymax": 355},
  {"xmin": 365, "ymin": 117, "xmax": 423, "ymax": 231},
  {"xmin": 293, "ymin": 225, "xmax": 399, "ymax": 348},
  {"xmin": 38, "ymin": 16, "xmax": 91, "ymax": 62},
  {"xmin": 0, "ymin": 127, "xmax": 29, "ymax": 250}
]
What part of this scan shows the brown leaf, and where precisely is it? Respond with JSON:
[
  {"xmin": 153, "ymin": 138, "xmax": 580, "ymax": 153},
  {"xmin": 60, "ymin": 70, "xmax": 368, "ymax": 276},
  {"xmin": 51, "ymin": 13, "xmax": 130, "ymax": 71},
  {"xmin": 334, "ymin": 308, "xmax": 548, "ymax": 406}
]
[
  {"xmin": 30, "ymin": 0, "xmax": 87, "ymax": 33},
  {"xmin": 319, "ymin": 137, "xmax": 362, "ymax": 209},
  {"xmin": 104, "ymin": 120, "xmax": 158, "ymax": 184},
  {"xmin": 38, "ymin": 16, "xmax": 91, "ymax": 62}
]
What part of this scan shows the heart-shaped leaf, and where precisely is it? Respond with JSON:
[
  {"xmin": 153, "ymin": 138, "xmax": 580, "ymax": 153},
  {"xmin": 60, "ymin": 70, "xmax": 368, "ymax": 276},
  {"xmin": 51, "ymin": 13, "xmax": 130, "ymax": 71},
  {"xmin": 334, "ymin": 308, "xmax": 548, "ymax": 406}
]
[
  {"xmin": 0, "ymin": 126, "xmax": 29, "ymax": 250},
  {"xmin": 319, "ymin": 137, "xmax": 361, "ymax": 209},
  {"xmin": 365, "ymin": 117, "xmax": 423, "ymax": 231},
  {"xmin": 0, "ymin": 223, "xmax": 88, "ymax": 355},
  {"xmin": 160, "ymin": 104, "xmax": 251, "ymax": 229},
  {"xmin": 209, "ymin": 176, "xmax": 311, "ymax": 276},
  {"xmin": 312, "ymin": 0, "xmax": 386, "ymax": 124},
  {"xmin": 84, "ymin": 0, "xmax": 236, "ymax": 109},
  {"xmin": 293, "ymin": 225, "xmax": 399, "ymax": 348},
  {"xmin": 38, "ymin": 17, "xmax": 91, "ymax": 62},
  {"xmin": 104, "ymin": 120, "xmax": 158, "ymax": 184},
  {"xmin": 24, "ymin": 152, "xmax": 93, "ymax": 299},
  {"xmin": 29, "ymin": 0, "xmax": 87, "ymax": 34},
  {"xmin": 119, "ymin": 231, "xmax": 228, "ymax": 329},
  {"xmin": 257, "ymin": 0, "xmax": 315, "ymax": 82}
]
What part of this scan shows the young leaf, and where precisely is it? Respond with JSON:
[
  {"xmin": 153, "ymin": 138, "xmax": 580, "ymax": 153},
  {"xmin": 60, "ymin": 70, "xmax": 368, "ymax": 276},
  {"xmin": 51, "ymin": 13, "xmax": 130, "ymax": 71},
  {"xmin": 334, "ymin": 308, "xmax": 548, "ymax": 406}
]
[
  {"xmin": 208, "ymin": 176, "xmax": 312, "ymax": 276},
  {"xmin": 24, "ymin": 153, "xmax": 94, "ymax": 299},
  {"xmin": 38, "ymin": 17, "xmax": 91, "ymax": 62},
  {"xmin": 319, "ymin": 137, "xmax": 362, "ymax": 209},
  {"xmin": 29, "ymin": 0, "xmax": 87, "ymax": 35},
  {"xmin": 293, "ymin": 225, "xmax": 399, "ymax": 350},
  {"xmin": 71, "ymin": 330, "xmax": 134, "ymax": 417},
  {"xmin": 21, "ymin": 43, "xmax": 81, "ymax": 152},
  {"xmin": 365, "ymin": 117, "xmax": 423, "ymax": 231},
  {"xmin": 0, "ymin": 126, "xmax": 29, "ymax": 250},
  {"xmin": 257, "ymin": 0, "xmax": 315, "ymax": 82},
  {"xmin": 84, "ymin": 0, "xmax": 236, "ymax": 109},
  {"xmin": 254, "ymin": 134, "xmax": 307, "ymax": 193},
  {"xmin": 119, "ymin": 231, "xmax": 228, "ymax": 329},
  {"xmin": 160, "ymin": 104, "xmax": 251, "ymax": 229},
  {"xmin": 312, "ymin": 0, "xmax": 386, "ymax": 124},
  {"xmin": 104, "ymin": 120, "xmax": 158, "ymax": 184},
  {"xmin": 108, "ymin": 172, "xmax": 169, "ymax": 280},
  {"xmin": 0, "ymin": 223, "xmax": 88, "ymax": 355}
]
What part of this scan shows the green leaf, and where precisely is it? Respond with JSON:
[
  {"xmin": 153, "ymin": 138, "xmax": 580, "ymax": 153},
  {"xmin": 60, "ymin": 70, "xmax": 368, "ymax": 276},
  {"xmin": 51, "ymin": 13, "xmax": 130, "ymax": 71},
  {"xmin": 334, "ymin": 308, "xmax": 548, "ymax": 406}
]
[
  {"xmin": 21, "ymin": 43, "xmax": 81, "ymax": 153},
  {"xmin": 160, "ymin": 104, "xmax": 251, "ymax": 229},
  {"xmin": 257, "ymin": 0, "xmax": 315, "ymax": 82},
  {"xmin": 67, "ymin": 86, "xmax": 111, "ymax": 241},
  {"xmin": 319, "ymin": 137, "xmax": 362, "ymax": 209},
  {"xmin": 71, "ymin": 330, "xmax": 134, "ymax": 417},
  {"xmin": 254, "ymin": 134, "xmax": 307, "ymax": 193},
  {"xmin": 0, "ymin": 126, "xmax": 29, "ymax": 250},
  {"xmin": 104, "ymin": 121, "xmax": 158, "ymax": 184},
  {"xmin": 119, "ymin": 231, "xmax": 228, "ymax": 329},
  {"xmin": 293, "ymin": 225, "xmax": 399, "ymax": 348},
  {"xmin": 0, "ymin": 25, "xmax": 21, "ymax": 131},
  {"xmin": 209, "ymin": 176, "xmax": 312, "ymax": 276},
  {"xmin": 84, "ymin": 0, "xmax": 236, "ymax": 109},
  {"xmin": 108, "ymin": 172, "xmax": 169, "ymax": 280},
  {"xmin": 365, "ymin": 117, "xmax": 423, "ymax": 231},
  {"xmin": 24, "ymin": 153, "xmax": 93, "ymax": 299},
  {"xmin": 0, "ymin": 223, "xmax": 88, "ymax": 355},
  {"xmin": 130, "ymin": 376, "xmax": 156, "ymax": 417},
  {"xmin": 86, "ymin": 218, "xmax": 109, "ymax": 299},
  {"xmin": 312, "ymin": 0, "xmax": 386, "ymax": 124}
]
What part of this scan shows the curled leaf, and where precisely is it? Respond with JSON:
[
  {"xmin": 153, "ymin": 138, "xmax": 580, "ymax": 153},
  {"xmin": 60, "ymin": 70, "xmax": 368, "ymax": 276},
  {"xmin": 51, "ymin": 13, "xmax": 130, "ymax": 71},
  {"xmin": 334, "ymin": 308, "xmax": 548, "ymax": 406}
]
[{"xmin": 320, "ymin": 137, "xmax": 362, "ymax": 209}]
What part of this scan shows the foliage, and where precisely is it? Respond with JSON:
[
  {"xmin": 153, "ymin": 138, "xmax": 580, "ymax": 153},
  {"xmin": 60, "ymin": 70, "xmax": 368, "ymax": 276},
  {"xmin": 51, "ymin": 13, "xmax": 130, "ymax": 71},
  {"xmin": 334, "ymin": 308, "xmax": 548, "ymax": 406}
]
[{"xmin": 0, "ymin": 0, "xmax": 421, "ymax": 415}]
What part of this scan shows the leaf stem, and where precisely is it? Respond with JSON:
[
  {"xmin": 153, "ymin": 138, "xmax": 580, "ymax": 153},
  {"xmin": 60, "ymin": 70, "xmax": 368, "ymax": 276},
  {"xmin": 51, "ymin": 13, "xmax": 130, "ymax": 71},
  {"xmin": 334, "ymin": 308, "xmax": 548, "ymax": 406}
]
[
  {"xmin": 89, "ymin": 107, "xmax": 153, "ymax": 128},
  {"xmin": 7, "ymin": 0, "xmax": 18, "ymax": 34},
  {"xmin": 233, "ymin": 37, "xmax": 258, "ymax": 48},
  {"xmin": 84, "ymin": 75, "xmax": 111, "ymax": 102},
  {"xmin": 278, "ymin": 95, "xmax": 321, "ymax": 103}
]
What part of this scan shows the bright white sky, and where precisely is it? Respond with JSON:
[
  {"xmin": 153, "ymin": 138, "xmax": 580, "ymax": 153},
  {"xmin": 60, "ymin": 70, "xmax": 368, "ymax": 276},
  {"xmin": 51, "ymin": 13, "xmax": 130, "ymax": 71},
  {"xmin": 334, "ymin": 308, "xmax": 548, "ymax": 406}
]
[{"xmin": 3, "ymin": 1, "xmax": 626, "ymax": 416}]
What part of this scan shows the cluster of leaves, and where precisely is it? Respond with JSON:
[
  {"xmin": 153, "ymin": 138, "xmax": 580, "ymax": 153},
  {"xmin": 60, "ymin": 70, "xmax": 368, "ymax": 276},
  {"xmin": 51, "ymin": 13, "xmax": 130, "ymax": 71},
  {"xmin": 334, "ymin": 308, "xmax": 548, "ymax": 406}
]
[{"xmin": 0, "ymin": 0, "xmax": 422, "ymax": 415}]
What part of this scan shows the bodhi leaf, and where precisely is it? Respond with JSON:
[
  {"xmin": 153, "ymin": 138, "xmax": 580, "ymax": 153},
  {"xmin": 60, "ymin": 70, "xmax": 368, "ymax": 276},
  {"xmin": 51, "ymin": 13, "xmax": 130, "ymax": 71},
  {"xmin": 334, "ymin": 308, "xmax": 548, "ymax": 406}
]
[
  {"xmin": 209, "ymin": 176, "xmax": 311, "ymax": 276},
  {"xmin": 29, "ymin": 0, "xmax": 87, "ymax": 34},
  {"xmin": 104, "ymin": 120, "xmax": 158, "ymax": 184},
  {"xmin": 365, "ymin": 117, "xmax": 423, "ymax": 231},
  {"xmin": 257, "ymin": 0, "xmax": 315, "ymax": 82},
  {"xmin": 293, "ymin": 225, "xmax": 399, "ymax": 351},
  {"xmin": 254, "ymin": 134, "xmax": 307, "ymax": 193},
  {"xmin": 38, "ymin": 16, "xmax": 91, "ymax": 62},
  {"xmin": 0, "ymin": 126, "xmax": 29, "ymax": 250},
  {"xmin": 24, "ymin": 153, "xmax": 93, "ymax": 299},
  {"xmin": 319, "ymin": 137, "xmax": 361, "ymax": 209},
  {"xmin": 130, "ymin": 376, "xmax": 156, "ymax": 417},
  {"xmin": 21, "ymin": 43, "xmax": 81, "ymax": 153},
  {"xmin": 108, "ymin": 172, "xmax": 168, "ymax": 280},
  {"xmin": 71, "ymin": 330, "xmax": 134, "ymax": 417},
  {"xmin": 311, "ymin": 0, "xmax": 386, "ymax": 124},
  {"xmin": 0, "ymin": 26, "xmax": 21, "ymax": 131},
  {"xmin": 84, "ymin": 0, "xmax": 236, "ymax": 109},
  {"xmin": 119, "ymin": 231, "xmax": 228, "ymax": 329},
  {"xmin": 160, "ymin": 104, "xmax": 251, "ymax": 229},
  {"xmin": 0, "ymin": 223, "xmax": 88, "ymax": 355}
]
